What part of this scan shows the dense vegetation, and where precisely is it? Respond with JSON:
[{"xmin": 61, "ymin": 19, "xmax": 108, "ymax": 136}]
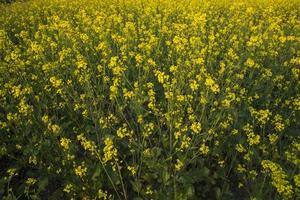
[{"xmin": 0, "ymin": 0, "xmax": 299, "ymax": 199}]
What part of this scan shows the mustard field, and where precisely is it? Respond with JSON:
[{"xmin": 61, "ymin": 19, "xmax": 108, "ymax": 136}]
[{"xmin": 0, "ymin": 0, "xmax": 299, "ymax": 199}]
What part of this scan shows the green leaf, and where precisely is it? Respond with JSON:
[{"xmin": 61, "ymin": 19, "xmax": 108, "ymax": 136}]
[
  {"xmin": 162, "ymin": 168, "xmax": 170, "ymax": 185},
  {"xmin": 215, "ymin": 187, "xmax": 222, "ymax": 200},
  {"xmin": 186, "ymin": 184, "xmax": 195, "ymax": 198},
  {"xmin": 37, "ymin": 177, "xmax": 49, "ymax": 193},
  {"xmin": 131, "ymin": 180, "xmax": 142, "ymax": 193},
  {"xmin": 92, "ymin": 166, "xmax": 101, "ymax": 181},
  {"xmin": 178, "ymin": 167, "xmax": 210, "ymax": 184}
]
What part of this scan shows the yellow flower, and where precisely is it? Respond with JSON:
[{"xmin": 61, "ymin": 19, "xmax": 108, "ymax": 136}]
[
  {"xmin": 238, "ymin": 182, "xmax": 244, "ymax": 188},
  {"xmin": 189, "ymin": 80, "xmax": 198, "ymax": 91},
  {"xmin": 218, "ymin": 62, "xmax": 226, "ymax": 75},
  {"xmin": 29, "ymin": 155, "xmax": 37, "ymax": 165},
  {"xmin": 42, "ymin": 115, "xmax": 49, "ymax": 123},
  {"xmin": 180, "ymin": 136, "xmax": 191, "ymax": 150},
  {"xmin": 98, "ymin": 189, "xmax": 108, "ymax": 199},
  {"xmin": 199, "ymin": 143, "xmax": 209, "ymax": 155},
  {"xmin": 237, "ymin": 164, "xmax": 246, "ymax": 173},
  {"xmin": 247, "ymin": 132, "xmax": 260, "ymax": 146},
  {"xmin": 49, "ymin": 124, "xmax": 61, "ymax": 135},
  {"xmin": 191, "ymin": 122, "xmax": 202, "ymax": 134},
  {"xmin": 218, "ymin": 160, "xmax": 225, "ymax": 167},
  {"xmin": 145, "ymin": 186, "xmax": 154, "ymax": 195},
  {"xmin": 74, "ymin": 163, "xmax": 87, "ymax": 178},
  {"xmin": 137, "ymin": 115, "xmax": 143, "ymax": 124},
  {"xmin": 261, "ymin": 160, "xmax": 293, "ymax": 198},
  {"xmin": 77, "ymin": 134, "xmax": 97, "ymax": 154},
  {"xmin": 60, "ymin": 137, "xmax": 71, "ymax": 150},
  {"xmin": 147, "ymin": 82, "xmax": 158, "ymax": 112},
  {"xmin": 49, "ymin": 76, "xmax": 62, "ymax": 88},
  {"xmin": 235, "ymin": 144, "xmax": 246, "ymax": 153},
  {"xmin": 249, "ymin": 170, "xmax": 258, "ymax": 180},
  {"xmin": 26, "ymin": 178, "xmax": 37, "ymax": 185},
  {"xmin": 76, "ymin": 59, "xmax": 87, "ymax": 70},
  {"xmin": 175, "ymin": 159, "xmax": 184, "ymax": 171},
  {"xmin": 272, "ymin": 114, "xmax": 285, "ymax": 132},
  {"xmin": 164, "ymin": 91, "xmax": 173, "ymax": 99},
  {"xmin": 205, "ymin": 76, "xmax": 220, "ymax": 93},
  {"xmin": 116, "ymin": 124, "xmax": 133, "ymax": 138},
  {"xmin": 11, "ymin": 85, "xmax": 21, "ymax": 98},
  {"xmin": 176, "ymin": 95, "xmax": 185, "ymax": 102},
  {"xmin": 18, "ymin": 98, "xmax": 33, "ymax": 116},
  {"xmin": 249, "ymin": 108, "xmax": 272, "ymax": 125},
  {"xmin": 7, "ymin": 168, "xmax": 18, "ymax": 178},
  {"xmin": 103, "ymin": 137, "xmax": 118, "ymax": 163},
  {"xmin": 170, "ymin": 65, "xmax": 177, "ymax": 73},
  {"xmin": 63, "ymin": 184, "xmax": 73, "ymax": 193},
  {"xmin": 123, "ymin": 88, "xmax": 134, "ymax": 100},
  {"xmin": 127, "ymin": 165, "xmax": 137, "ymax": 175},
  {"xmin": 143, "ymin": 122, "xmax": 154, "ymax": 137},
  {"xmin": 245, "ymin": 58, "xmax": 255, "ymax": 68},
  {"xmin": 154, "ymin": 70, "xmax": 169, "ymax": 84},
  {"xmin": 109, "ymin": 80, "xmax": 119, "ymax": 100},
  {"xmin": 268, "ymin": 134, "xmax": 279, "ymax": 145}
]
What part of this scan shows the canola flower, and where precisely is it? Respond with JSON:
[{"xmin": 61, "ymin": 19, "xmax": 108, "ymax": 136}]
[
  {"xmin": 103, "ymin": 137, "xmax": 118, "ymax": 163},
  {"xmin": 74, "ymin": 162, "xmax": 88, "ymax": 178},
  {"xmin": 60, "ymin": 137, "xmax": 71, "ymax": 150},
  {"xmin": 0, "ymin": 0, "xmax": 299, "ymax": 199},
  {"xmin": 261, "ymin": 160, "xmax": 294, "ymax": 199}
]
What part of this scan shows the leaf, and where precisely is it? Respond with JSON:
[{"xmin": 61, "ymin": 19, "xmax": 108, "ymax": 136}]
[
  {"xmin": 37, "ymin": 177, "xmax": 49, "ymax": 193},
  {"xmin": 215, "ymin": 187, "xmax": 222, "ymax": 200},
  {"xmin": 178, "ymin": 167, "xmax": 210, "ymax": 184},
  {"xmin": 131, "ymin": 180, "xmax": 142, "ymax": 193},
  {"xmin": 92, "ymin": 166, "xmax": 101, "ymax": 181},
  {"xmin": 2, "ymin": 194, "xmax": 17, "ymax": 200},
  {"xmin": 152, "ymin": 147, "xmax": 162, "ymax": 157},
  {"xmin": 162, "ymin": 169, "xmax": 170, "ymax": 185},
  {"xmin": 186, "ymin": 184, "xmax": 195, "ymax": 198},
  {"xmin": 49, "ymin": 188, "xmax": 64, "ymax": 200}
]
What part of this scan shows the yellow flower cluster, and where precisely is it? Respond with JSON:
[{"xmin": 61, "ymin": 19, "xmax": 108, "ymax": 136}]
[
  {"xmin": 77, "ymin": 133, "xmax": 97, "ymax": 155},
  {"xmin": 60, "ymin": 137, "xmax": 71, "ymax": 150},
  {"xmin": 127, "ymin": 165, "xmax": 137, "ymax": 175},
  {"xmin": 74, "ymin": 162, "xmax": 87, "ymax": 178},
  {"xmin": 26, "ymin": 178, "xmax": 37, "ymax": 185},
  {"xmin": 261, "ymin": 160, "xmax": 293, "ymax": 199},
  {"xmin": 63, "ymin": 184, "xmax": 73, "ymax": 193},
  {"xmin": 48, "ymin": 124, "xmax": 61, "ymax": 135},
  {"xmin": 146, "ymin": 82, "xmax": 158, "ymax": 113},
  {"xmin": 199, "ymin": 143, "xmax": 209, "ymax": 155},
  {"xmin": 272, "ymin": 114, "xmax": 285, "ymax": 132},
  {"xmin": 243, "ymin": 124, "xmax": 260, "ymax": 146},
  {"xmin": 175, "ymin": 159, "xmax": 184, "ymax": 171},
  {"xmin": 285, "ymin": 141, "xmax": 300, "ymax": 166},
  {"xmin": 249, "ymin": 107, "xmax": 272, "ymax": 125},
  {"xmin": 98, "ymin": 189, "xmax": 109, "ymax": 199},
  {"xmin": 103, "ymin": 137, "xmax": 118, "ymax": 163},
  {"xmin": 116, "ymin": 124, "xmax": 133, "ymax": 139},
  {"xmin": 205, "ymin": 76, "xmax": 220, "ymax": 94}
]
